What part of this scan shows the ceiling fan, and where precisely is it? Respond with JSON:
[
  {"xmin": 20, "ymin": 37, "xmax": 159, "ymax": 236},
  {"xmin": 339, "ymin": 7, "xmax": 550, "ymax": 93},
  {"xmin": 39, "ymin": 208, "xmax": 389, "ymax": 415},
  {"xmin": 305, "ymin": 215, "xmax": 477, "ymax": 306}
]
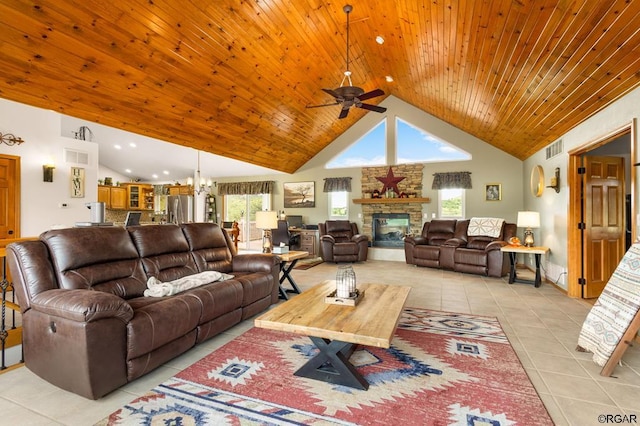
[{"xmin": 306, "ymin": 4, "xmax": 387, "ymax": 119}]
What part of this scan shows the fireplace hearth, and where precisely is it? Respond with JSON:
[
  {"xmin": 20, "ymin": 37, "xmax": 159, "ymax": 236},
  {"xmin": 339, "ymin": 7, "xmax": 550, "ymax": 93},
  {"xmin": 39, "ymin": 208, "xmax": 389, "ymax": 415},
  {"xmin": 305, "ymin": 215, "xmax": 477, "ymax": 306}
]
[{"xmin": 372, "ymin": 213, "xmax": 410, "ymax": 247}]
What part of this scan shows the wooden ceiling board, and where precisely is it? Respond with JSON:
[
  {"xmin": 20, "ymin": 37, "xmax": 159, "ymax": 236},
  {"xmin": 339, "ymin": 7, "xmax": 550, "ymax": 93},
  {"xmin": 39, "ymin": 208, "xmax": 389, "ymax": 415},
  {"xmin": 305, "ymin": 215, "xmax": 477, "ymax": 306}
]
[{"xmin": 1, "ymin": 0, "xmax": 639, "ymax": 173}]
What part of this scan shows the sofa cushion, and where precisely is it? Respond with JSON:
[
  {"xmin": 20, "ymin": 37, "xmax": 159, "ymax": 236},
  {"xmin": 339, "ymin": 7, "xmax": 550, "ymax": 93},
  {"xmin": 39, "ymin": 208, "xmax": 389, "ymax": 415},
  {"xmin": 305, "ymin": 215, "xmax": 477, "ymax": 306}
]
[
  {"xmin": 454, "ymin": 248, "xmax": 488, "ymax": 266},
  {"xmin": 181, "ymin": 223, "xmax": 234, "ymax": 273},
  {"xmin": 467, "ymin": 236, "xmax": 499, "ymax": 250},
  {"xmin": 128, "ymin": 225, "xmax": 199, "ymax": 282},
  {"xmin": 426, "ymin": 220, "xmax": 457, "ymax": 246},
  {"xmin": 333, "ymin": 242, "xmax": 360, "ymax": 256},
  {"xmin": 41, "ymin": 227, "xmax": 148, "ymax": 299}
]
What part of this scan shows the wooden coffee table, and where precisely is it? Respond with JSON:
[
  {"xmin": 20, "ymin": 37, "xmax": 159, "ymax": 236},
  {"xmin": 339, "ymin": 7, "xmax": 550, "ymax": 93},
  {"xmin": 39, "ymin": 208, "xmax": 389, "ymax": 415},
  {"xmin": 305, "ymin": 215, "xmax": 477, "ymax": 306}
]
[{"xmin": 254, "ymin": 280, "xmax": 411, "ymax": 390}]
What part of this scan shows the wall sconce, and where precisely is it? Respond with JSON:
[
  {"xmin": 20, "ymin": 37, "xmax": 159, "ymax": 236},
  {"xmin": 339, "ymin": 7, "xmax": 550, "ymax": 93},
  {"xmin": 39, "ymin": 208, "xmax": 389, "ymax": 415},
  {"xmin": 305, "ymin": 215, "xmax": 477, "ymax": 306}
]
[
  {"xmin": 43, "ymin": 164, "xmax": 55, "ymax": 182},
  {"xmin": 547, "ymin": 167, "xmax": 560, "ymax": 193}
]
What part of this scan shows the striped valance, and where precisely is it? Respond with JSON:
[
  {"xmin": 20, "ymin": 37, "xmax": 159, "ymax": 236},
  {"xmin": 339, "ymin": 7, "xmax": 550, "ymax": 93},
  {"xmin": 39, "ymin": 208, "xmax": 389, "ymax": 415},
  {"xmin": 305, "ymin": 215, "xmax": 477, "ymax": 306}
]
[
  {"xmin": 323, "ymin": 177, "xmax": 352, "ymax": 192},
  {"xmin": 217, "ymin": 180, "xmax": 275, "ymax": 195},
  {"xmin": 432, "ymin": 172, "xmax": 472, "ymax": 190}
]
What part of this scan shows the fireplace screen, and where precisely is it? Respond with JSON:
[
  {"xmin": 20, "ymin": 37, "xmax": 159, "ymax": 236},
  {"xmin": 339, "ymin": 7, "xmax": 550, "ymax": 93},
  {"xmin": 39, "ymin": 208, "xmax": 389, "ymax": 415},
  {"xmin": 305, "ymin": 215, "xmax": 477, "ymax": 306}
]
[{"xmin": 372, "ymin": 213, "xmax": 410, "ymax": 247}]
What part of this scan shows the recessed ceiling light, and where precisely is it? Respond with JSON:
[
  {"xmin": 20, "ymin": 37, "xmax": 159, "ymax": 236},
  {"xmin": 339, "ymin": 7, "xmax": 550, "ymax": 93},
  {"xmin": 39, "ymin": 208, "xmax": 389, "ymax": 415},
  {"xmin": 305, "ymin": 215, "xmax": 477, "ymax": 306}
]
[
  {"xmin": 125, "ymin": 169, "xmax": 132, "ymax": 173},
  {"xmin": 129, "ymin": 143, "xmax": 137, "ymax": 148},
  {"xmin": 385, "ymin": 75, "xmax": 394, "ymax": 82},
  {"xmin": 114, "ymin": 144, "xmax": 122, "ymax": 150},
  {"xmin": 376, "ymin": 35, "xmax": 384, "ymax": 44},
  {"xmin": 163, "ymin": 170, "xmax": 170, "ymax": 175},
  {"xmin": 152, "ymin": 174, "xmax": 158, "ymax": 179}
]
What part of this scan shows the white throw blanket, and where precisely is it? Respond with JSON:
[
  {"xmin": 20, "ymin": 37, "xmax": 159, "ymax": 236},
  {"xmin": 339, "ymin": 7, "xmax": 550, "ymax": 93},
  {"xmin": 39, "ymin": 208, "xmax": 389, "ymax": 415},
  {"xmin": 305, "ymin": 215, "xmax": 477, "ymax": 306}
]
[
  {"xmin": 467, "ymin": 217, "xmax": 505, "ymax": 238},
  {"xmin": 144, "ymin": 271, "xmax": 234, "ymax": 297}
]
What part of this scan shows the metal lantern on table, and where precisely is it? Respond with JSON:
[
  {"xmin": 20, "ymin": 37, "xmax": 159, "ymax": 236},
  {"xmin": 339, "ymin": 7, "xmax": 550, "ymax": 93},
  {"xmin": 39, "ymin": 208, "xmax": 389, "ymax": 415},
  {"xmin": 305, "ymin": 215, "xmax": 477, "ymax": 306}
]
[{"xmin": 336, "ymin": 265, "xmax": 357, "ymax": 298}]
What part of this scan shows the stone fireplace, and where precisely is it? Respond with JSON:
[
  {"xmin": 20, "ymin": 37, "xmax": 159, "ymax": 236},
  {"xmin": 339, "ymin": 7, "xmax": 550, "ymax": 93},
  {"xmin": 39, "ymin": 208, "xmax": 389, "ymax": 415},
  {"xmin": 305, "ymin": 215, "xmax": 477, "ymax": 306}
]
[{"xmin": 358, "ymin": 164, "xmax": 426, "ymax": 245}]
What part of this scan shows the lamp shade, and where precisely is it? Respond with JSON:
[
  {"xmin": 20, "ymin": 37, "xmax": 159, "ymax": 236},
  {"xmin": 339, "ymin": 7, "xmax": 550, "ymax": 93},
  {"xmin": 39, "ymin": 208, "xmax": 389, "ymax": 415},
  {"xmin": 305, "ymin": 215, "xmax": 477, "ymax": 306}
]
[
  {"xmin": 517, "ymin": 211, "xmax": 540, "ymax": 228},
  {"xmin": 255, "ymin": 210, "xmax": 278, "ymax": 230}
]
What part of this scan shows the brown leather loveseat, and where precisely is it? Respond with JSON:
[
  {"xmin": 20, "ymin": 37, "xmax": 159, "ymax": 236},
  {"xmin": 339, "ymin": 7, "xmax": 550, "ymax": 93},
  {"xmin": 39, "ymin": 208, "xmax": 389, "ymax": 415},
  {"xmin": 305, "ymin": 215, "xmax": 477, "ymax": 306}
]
[
  {"xmin": 404, "ymin": 218, "xmax": 516, "ymax": 277},
  {"xmin": 6, "ymin": 222, "xmax": 280, "ymax": 400}
]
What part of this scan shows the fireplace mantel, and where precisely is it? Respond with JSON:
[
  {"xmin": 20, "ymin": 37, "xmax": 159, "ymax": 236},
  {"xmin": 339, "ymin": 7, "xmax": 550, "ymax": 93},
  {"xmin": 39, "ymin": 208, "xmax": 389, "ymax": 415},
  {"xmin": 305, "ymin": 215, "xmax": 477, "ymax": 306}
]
[{"xmin": 353, "ymin": 197, "xmax": 431, "ymax": 204}]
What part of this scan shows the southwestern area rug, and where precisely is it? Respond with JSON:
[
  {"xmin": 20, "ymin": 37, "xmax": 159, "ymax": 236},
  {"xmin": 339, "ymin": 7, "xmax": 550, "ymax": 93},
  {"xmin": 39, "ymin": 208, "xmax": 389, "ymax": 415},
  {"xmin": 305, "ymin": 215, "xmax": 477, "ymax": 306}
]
[{"xmin": 98, "ymin": 308, "xmax": 553, "ymax": 425}]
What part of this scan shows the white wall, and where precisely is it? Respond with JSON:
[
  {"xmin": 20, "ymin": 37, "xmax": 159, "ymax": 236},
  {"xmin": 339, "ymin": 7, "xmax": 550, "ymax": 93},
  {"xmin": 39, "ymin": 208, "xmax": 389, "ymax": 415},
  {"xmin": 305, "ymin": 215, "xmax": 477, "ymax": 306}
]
[
  {"xmin": 217, "ymin": 96, "xmax": 525, "ymax": 226},
  {"xmin": 523, "ymin": 86, "xmax": 640, "ymax": 290},
  {"xmin": 0, "ymin": 98, "xmax": 99, "ymax": 236}
]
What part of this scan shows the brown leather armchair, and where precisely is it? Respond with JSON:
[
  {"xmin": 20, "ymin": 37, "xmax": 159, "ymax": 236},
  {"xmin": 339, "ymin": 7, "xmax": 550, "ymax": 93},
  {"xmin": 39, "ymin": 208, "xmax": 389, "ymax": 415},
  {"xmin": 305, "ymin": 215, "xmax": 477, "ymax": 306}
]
[{"xmin": 319, "ymin": 220, "xmax": 369, "ymax": 262}]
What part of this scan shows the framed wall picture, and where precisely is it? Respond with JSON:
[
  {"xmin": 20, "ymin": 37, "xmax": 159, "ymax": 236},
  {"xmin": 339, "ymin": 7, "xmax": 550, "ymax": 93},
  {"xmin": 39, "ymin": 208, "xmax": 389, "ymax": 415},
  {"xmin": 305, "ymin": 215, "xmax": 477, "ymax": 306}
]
[
  {"xmin": 485, "ymin": 183, "xmax": 501, "ymax": 201},
  {"xmin": 284, "ymin": 181, "xmax": 315, "ymax": 208},
  {"xmin": 71, "ymin": 167, "xmax": 85, "ymax": 198}
]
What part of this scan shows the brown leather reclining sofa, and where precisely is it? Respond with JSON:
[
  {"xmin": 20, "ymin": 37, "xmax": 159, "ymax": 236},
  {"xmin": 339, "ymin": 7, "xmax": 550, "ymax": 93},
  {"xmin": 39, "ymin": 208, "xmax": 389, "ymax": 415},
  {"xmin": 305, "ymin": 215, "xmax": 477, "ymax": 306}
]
[
  {"xmin": 6, "ymin": 222, "xmax": 280, "ymax": 399},
  {"xmin": 404, "ymin": 219, "xmax": 516, "ymax": 277}
]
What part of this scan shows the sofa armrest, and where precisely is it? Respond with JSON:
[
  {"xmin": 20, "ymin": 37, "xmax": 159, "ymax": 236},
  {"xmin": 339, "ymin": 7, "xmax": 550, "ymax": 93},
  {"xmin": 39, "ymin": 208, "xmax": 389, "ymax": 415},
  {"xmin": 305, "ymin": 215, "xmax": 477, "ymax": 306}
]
[
  {"xmin": 486, "ymin": 241, "xmax": 508, "ymax": 252},
  {"xmin": 404, "ymin": 236, "xmax": 427, "ymax": 246},
  {"xmin": 352, "ymin": 234, "xmax": 368, "ymax": 244},
  {"xmin": 444, "ymin": 238, "xmax": 467, "ymax": 248},
  {"xmin": 320, "ymin": 234, "xmax": 336, "ymax": 243},
  {"xmin": 232, "ymin": 253, "xmax": 280, "ymax": 274},
  {"xmin": 30, "ymin": 289, "xmax": 133, "ymax": 323}
]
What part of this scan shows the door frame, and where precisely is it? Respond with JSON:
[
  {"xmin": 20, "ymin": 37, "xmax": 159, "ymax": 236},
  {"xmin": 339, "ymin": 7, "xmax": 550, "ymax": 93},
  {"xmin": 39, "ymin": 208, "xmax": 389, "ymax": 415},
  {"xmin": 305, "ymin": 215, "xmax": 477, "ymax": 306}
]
[
  {"xmin": 567, "ymin": 120, "xmax": 636, "ymax": 298},
  {"xmin": 0, "ymin": 154, "xmax": 21, "ymax": 240}
]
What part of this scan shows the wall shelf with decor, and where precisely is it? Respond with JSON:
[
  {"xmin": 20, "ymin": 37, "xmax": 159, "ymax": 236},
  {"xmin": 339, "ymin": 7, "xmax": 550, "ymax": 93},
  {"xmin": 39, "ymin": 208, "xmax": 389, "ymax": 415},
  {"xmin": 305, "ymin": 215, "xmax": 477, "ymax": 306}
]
[{"xmin": 353, "ymin": 197, "xmax": 431, "ymax": 204}]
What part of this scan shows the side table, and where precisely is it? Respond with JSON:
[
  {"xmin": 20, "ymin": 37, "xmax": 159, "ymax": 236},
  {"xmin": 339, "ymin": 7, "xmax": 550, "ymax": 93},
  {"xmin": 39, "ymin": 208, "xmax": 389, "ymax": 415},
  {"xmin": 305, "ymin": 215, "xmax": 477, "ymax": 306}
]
[
  {"xmin": 276, "ymin": 250, "xmax": 309, "ymax": 299},
  {"xmin": 500, "ymin": 245, "xmax": 550, "ymax": 288}
]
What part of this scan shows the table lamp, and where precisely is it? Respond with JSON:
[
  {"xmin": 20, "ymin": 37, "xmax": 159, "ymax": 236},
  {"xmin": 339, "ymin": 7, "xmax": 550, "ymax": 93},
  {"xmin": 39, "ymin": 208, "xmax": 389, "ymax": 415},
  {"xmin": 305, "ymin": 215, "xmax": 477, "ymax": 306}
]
[
  {"xmin": 256, "ymin": 210, "xmax": 278, "ymax": 253},
  {"xmin": 517, "ymin": 211, "xmax": 540, "ymax": 247}
]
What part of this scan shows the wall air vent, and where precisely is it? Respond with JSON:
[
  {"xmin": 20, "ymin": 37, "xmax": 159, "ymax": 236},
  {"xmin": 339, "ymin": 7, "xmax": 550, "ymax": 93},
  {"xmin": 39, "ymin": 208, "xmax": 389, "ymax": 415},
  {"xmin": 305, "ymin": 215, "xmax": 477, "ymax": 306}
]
[
  {"xmin": 64, "ymin": 148, "xmax": 89, "ymax": 165},
  {"xmin": 545, "ymin": 139, "xmax": 563, "ymax": 160}
]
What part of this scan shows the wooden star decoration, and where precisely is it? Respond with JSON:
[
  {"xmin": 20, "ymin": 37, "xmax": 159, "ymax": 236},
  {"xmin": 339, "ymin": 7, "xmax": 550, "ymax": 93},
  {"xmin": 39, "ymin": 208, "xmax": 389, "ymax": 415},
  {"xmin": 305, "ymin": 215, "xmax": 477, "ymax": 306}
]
[{"xmin": 376, "ymin": 167, "xmax": 406, "ymax": 195}]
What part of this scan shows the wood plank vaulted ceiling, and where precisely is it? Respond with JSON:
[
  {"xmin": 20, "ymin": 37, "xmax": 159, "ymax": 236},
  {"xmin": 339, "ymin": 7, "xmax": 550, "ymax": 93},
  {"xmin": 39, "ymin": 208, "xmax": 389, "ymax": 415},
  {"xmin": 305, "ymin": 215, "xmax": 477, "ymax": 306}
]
[{"xmin": 1, "ymin": 0, "xmax": 639, "ymax": 174}]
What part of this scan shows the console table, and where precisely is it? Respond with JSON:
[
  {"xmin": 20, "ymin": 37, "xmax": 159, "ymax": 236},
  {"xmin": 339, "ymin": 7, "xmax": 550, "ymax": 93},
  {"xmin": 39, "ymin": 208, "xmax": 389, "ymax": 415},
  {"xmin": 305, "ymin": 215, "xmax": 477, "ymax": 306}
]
[{"xmin": 500, "ymin": 245, "xmax": 550, "ymax": 288}]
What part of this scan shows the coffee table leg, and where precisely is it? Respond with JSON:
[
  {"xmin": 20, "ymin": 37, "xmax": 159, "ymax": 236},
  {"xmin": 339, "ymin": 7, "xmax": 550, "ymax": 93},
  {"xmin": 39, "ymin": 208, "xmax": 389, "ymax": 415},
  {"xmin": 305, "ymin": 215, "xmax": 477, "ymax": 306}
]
[{"xmin": 294, "ymin": 336, "xmax": 369, "ymax": 390}]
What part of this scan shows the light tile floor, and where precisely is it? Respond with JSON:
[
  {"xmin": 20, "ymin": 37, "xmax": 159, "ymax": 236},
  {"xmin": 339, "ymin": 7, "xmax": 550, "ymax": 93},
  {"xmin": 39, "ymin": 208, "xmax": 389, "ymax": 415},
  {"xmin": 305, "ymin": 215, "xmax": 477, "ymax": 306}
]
[{"xmin": 0, "ymin": 260, "xmax": 639, "ymax": 425}]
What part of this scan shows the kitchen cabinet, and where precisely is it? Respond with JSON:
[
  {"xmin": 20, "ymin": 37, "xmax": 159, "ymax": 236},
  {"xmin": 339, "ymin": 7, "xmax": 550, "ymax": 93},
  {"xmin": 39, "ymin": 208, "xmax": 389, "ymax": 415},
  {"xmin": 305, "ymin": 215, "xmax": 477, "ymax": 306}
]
[
  {"xmin": 122, "ymin": 184, "xmax": 154, "ymax": 210},
  {"xmin": 98, "ymin": 185, "xmax": 127, "ymax": 210},
  {"xmin": 168, "ymin": 185, "xmax": 194, "ymax": 196}
]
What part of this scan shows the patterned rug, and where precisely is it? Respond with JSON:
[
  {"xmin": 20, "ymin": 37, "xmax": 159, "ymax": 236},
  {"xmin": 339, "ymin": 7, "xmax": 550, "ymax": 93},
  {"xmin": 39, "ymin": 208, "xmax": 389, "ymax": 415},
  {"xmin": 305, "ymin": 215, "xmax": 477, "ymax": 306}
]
[{"xmin": 98, "ymin": 308, "xmax": 553, "ymax": 425}]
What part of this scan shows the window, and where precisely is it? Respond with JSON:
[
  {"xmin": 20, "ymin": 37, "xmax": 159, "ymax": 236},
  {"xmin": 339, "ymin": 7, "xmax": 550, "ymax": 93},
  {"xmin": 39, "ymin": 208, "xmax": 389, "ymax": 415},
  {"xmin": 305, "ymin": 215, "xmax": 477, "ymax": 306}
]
[
  {"xmin": 328, "ymin": 191, "xmax": 348, "ymax": 219},
  {"xmin": 326, "ymin": 119, "xmax": 386, "ymax": 168},
  {"xmin": 438, "ymin": 189, "xmax": 465, "ymax": 219},
  {"xmin": 396, "ymin": 118, "xmax": 470, "ymax": 164}
]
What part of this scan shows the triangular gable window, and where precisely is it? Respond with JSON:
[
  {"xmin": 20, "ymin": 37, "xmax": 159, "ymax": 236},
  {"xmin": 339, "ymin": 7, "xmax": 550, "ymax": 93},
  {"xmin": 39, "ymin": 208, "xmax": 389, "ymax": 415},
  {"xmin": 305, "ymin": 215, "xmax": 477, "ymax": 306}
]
[
  {"xmin": 326, "ymin": 119, "xmax": 386, "ymax": 169},
  {"xmin": 396, "ymin": 118, "xmax": 470, "ymax": 164}
]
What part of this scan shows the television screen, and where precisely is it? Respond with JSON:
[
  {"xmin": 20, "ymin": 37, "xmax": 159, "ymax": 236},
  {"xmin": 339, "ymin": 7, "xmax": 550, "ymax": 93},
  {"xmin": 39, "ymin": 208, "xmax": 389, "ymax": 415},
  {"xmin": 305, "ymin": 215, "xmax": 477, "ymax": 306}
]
[
  {"xmin": 125, "ymin": 211, "xmax": 142, "ymax": 227},
  {"xmin": 287, "ymin": 215, "xmax": 303, "ymax": 229}
]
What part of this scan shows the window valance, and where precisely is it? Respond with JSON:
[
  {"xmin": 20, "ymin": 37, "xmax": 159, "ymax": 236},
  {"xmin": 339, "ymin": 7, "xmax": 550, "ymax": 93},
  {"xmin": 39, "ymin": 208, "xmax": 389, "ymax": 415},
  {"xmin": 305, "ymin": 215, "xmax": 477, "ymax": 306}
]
[
  {"xmin": 323, "ymin": 177, "xmax": 352, "ymax": 192},
  {"xmin": 432, "ymin": 172, "xmax": 472, "ymax": 190},
  {"xmin": 217, "ymin": 180, "xmax": 275, "ymax": 195}
]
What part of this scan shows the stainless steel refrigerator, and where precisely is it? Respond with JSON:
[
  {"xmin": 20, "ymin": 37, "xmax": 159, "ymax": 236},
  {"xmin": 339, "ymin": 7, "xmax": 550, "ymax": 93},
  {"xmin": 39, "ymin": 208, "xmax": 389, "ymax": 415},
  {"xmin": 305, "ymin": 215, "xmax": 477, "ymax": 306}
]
[{"xmin": 167, "ymin": 194, "xmax": 194, "ymax": 224}]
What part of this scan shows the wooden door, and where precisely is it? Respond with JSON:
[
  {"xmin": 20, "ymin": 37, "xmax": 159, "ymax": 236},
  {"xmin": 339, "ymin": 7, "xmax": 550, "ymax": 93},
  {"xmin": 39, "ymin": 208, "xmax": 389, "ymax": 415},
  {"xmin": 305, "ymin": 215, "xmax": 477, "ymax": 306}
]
[
  {"xmin": 583, "ymin": 156, "xmax": 625, "ymax": 298},
  {"xmin": 0, "ymin": 155, "xmax": 20, "ymax": 239}
]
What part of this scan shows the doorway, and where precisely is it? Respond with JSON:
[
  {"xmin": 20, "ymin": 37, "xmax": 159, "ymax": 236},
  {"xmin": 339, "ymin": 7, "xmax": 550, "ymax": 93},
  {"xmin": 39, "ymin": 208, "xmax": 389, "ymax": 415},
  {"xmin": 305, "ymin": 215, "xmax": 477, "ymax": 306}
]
[
  {"xmin": 223, "ymin": 194, "xmax": 271, "ymax": 251},
  {"xmin": 567, "ymin": 122, "xmax": 635, "ymax": 298}
]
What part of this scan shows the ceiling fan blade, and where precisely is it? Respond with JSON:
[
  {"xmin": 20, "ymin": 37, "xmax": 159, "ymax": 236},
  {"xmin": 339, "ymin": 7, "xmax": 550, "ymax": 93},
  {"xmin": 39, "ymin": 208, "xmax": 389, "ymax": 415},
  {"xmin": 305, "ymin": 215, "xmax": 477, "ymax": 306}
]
[
  {"xmin": 306, "ymin": 102, "xmax": 340, "ymax": 109},
  {"xmin": 358, "ymin": 103, "xmax": 387, "ymax": 113},
  {"xmin": 357, "ymin": 88, "xmax": 385, "ymax": 101},
  {"xmin": 338, "ymin": 107, "xmax": 350, "ymax": 119},
  {"xmin": 322, "ymin": 88, "xmax": 342, "ymax": 99}
]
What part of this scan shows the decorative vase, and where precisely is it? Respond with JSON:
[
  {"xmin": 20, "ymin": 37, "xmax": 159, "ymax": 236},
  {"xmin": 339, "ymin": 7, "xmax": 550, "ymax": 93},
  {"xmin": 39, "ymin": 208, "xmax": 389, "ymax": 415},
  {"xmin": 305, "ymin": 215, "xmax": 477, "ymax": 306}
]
[{"xmin": 336, "ymin": 265, "xmax": 356, "ymax": 298}]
